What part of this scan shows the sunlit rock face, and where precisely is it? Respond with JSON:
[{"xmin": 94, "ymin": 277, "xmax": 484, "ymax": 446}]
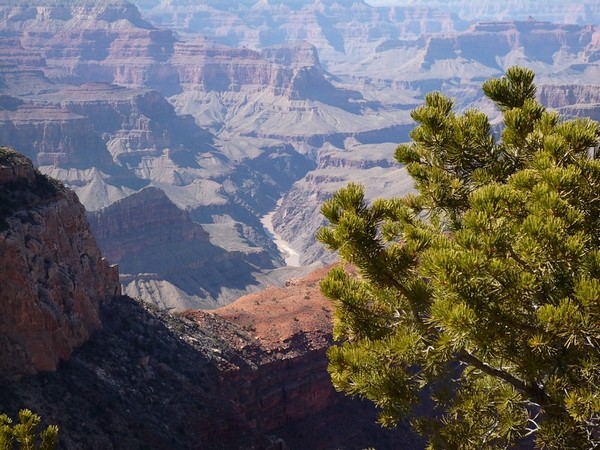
[
  {"xmin": 0, "ymin": 147, "xmax": 120, "ymax": 377},
  {"xmin": 1, "ymin": 0, "xmax": 600, "ymax": 309}
]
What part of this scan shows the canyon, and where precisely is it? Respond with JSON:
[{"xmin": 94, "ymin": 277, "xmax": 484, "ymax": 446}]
[
  {"xmin": 3, "ymin": 0, "xmax": 600, "ymax": 308},
  {"xmin": 1, "ymin": 0, "xmax": 600, "ymax": 448},
  {"xmin": 0, "ymin": 153, "xmax": 420, "ymax": 447}
]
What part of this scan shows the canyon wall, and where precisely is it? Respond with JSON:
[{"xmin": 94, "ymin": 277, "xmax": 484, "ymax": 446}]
[
  {"xmin": 2, "ymin": 0, "xmax": 600, "ymax": 307},
  {"xmin": 0, "ymin": 238, "xmax": 418, "ymax": 448},
  {"xmin": 0, "ymin": 147, "xmax": 120, "ymax": 377},
  {"xmin": 88, "ymin": 187, "xmax": 281, "ymax": 310}
]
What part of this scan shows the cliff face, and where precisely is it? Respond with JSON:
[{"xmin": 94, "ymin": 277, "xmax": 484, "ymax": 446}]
[
  {"xmin": 0, "ymin": 102, "xmax": 114, "ymax": 169},
  {"xmin": 539, "ymin": 84, "xmax": 600, "ymax": 109},
  {"xmin": 0, "ymin": 0, "xmax": 175, "ymax": 90},
  {"xmin": 87, "ymin": 187, "xmax": 282, "ymax": 310},
  {"xmin": 0, "ymin": 264, "xmax": 419, "ymax": 449},
  {"xmin": 195, "ymin": 267, "xmax": 337, "ymax": 431},
  {"xmin": 0, "ymin": 147, "xmax": 120, "ymax": 377}
]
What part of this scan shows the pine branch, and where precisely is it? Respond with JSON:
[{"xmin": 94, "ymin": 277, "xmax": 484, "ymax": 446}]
[
  {"xmin": 457, "ymin": 350, "xmax": 552, "ymax": 408},
  {"xmin": 382, "ymin": 270, "xmax": 424, "ymax": 327}
]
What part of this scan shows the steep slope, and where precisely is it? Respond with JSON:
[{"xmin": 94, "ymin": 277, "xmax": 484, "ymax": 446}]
[
  {"xmin": 88, "ymin": 187, "xmax": 284, "ymax": 309},
  {"xmin": 0, "ymin": 98, "xmax": 115, "ymax": 170},
  {"xmin": 2, "ymin": 0, "xmax": 600, "ymax": 309},
  {"xmin": 0, "ymin": 0, "xmax": 176, "ymax": 90},
  {"xmin": 0, "ymin": 147, "xmax": 120, "ymax": 377},
  {"xmin": 0, "ymin": 190, "xmax": 420, "ymax": 448}
]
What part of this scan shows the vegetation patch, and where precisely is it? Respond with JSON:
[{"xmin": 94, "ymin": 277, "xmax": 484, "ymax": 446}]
[
  {"xmin": 319, "ymin": 67, "xmax": 600, "ymax": 449},
  {"xmin": 0, "ymin": 147, "xmax": 64, "ymax": 231}
]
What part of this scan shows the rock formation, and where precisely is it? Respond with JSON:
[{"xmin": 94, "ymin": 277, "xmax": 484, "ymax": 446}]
[
  {"xmin": 88, "ymin": 187, "xmax": 284, "ymax": 310},
  {"xmin": 0, "ymin": 101, "xmax": 115, "ymax": 169},
  {"xmin": 0, "ymin": 243, "xmax": 420, "ymax": 448},
  {"xmin": 193, "ymin": 267, "xmax": 338, "ymax": 431},
  {"xmin": 382, "ymin": 0, "xmax": 600, "ymax": 24},
  {"xmin": 2, "ymin": 0, "xmax": 600, "ymax": 308},
  {"xmin": 0, "ymin": 147, "xmax": 120, "ymax": 377}
]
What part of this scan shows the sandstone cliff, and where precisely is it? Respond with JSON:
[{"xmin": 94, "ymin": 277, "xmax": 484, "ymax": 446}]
[
  {"xmin": 0, "ymin": 147, "xmax": 120, "ymax": 377},
  {"xmin": 193, "ymin": 268, "xmax": 337, "ymax": 431},
  {"xmin": 0, "ymin": 102, "xmax": 115, "ymax": 169},
  {"xmin": 0, "ymin": 264, "xmax": 420, "ymax": 448}
]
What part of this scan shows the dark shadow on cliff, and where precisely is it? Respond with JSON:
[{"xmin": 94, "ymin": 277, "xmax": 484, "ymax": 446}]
[
  {"xmin": 0, "ymin": 292, "xmax": 425, "ymax": 449},
  {"xmin": 87, "ymin": 187, "xmax": 282, "ymax": 304},
  {"xmin": 273, "ymin": 395, "xmax": 425, "ymax": 450},
  {"xmin": 0, "ymin": 296, "xmax": 262, "ymax": 449}
]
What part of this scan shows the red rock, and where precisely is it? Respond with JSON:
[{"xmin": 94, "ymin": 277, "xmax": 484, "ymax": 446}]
[
  {"xmin": 0, "ymin": 147, "xmax": 120, "ymax": 377},
  {"xmin": 185, "ymin": 266, "xmax": 338, "ymax": 431}
]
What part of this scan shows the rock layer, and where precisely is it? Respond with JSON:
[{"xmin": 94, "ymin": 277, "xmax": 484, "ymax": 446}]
[
  {"xmin": 0, "ymin": 147, "xmax": 120, "ymax": 376},
  {"xmin": 0, "ymin": 266, "xmax": 420, "ymax": 449},
  {"xmin": 88, "ymin": 186, "xmax": 282, "ymax": 310}
]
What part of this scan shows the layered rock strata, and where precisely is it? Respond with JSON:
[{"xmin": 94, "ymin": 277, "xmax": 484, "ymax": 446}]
[
  {"xmin": 0, "ymin": 147, "xmax": 120, "ymax": 377},
  {"xmin": 0, "ymin": 265, "xmax": 420, "ymax": 449},
  {"xmin": 88, "ymin": 186, "xmax": 281, "ymax": 310},
  {"xmin": 192, "ymin": 267, "xmax": 337, "ymax": 431}
]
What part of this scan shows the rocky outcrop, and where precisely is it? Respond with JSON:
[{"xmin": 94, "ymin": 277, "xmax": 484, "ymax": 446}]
[
  {"xmin": 0, "ymin": 147, "xmax": 120, "ymax": 377},
  {"xmin": 53, "ymin": 83, "xmax": 215, "ymax": 165},
  {"xmin": 0, "ymin": 267, "xmax": 420, "ymax": 449},
  {"xmin": 0, "ymin": 295, "xmax": 272, "ymax": 449},
  {"xmin": 1, "ymin": 80, "xmax": 188, "ymax": 174},
  {"xmin": 198, "ymin": 267, "xmax": 337, "ymax": 431},
  {"xmin": 170, "ymin": 38, "xmax": 362, "ymax": 112},
  {"xmin": 187, "ymin": 266, "xmax": 420, "ymax": 447},
  {"xmin": 88, "ymin": 187, "xmax": 211, "ymax": 261},
  {"xmin": 0, "ymin": 103, "xmax": 114, "ymax": 169},
  {"xmin": 539, "ymin": 84, "xmax": 600, "ymax": 108},
  {"xmin": 88, "ymin": 187, "xmax": 283, "ymax": 310}
]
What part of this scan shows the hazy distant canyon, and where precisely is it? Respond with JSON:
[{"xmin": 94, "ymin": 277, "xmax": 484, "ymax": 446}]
[{"xmin": 1, "ymin": 0, "xmax": 600, "ymax": 310}]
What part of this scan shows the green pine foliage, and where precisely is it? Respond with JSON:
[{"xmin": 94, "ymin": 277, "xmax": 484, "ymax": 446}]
[
  {"xmin": 0, "ymin": 410, "xmax": 58, "ymax": 450},
  {"xmin": 317, "ymin": 67, "xmax": 600, "ymax": 449}
]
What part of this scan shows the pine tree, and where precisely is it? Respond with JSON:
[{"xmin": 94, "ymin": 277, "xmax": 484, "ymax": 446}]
[
  {"xmin": 0, "ymin": 410, "xmax": 58, "ymax": 450},
  {"xmin": 317, "ymin": 67, "xmax": 600, "ymax": 449}
]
